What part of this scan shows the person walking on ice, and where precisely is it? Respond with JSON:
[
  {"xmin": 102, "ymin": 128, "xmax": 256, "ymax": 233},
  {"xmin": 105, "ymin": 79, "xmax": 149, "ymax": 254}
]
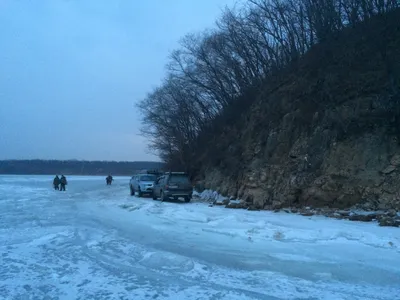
[
  {"xmin": 53, "ymin": 175, "xmax": 60, "ymax": 190},
  {"xmin": 106, "ymin": 175, "xmax": 113, "ymax": 185},
  {"xmin": 60, "ymin": 175, "xmax": 68, "ymax": 191}
]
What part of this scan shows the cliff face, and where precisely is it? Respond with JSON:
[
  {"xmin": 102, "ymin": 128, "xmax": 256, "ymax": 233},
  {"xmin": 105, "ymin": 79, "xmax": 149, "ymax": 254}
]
[{"xmin": 198, "ymin": 11, "xmax": 400, "ymax": 211}]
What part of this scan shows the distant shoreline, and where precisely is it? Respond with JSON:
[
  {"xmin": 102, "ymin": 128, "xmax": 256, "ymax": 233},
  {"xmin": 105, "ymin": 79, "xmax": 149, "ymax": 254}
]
[
  {"xmin": 0, "ymin": 160, "xmax": 164, "ymax": 176},
  {"xmin": 0, "ymin": 174, "xmax": 132, "ymax": 177}
]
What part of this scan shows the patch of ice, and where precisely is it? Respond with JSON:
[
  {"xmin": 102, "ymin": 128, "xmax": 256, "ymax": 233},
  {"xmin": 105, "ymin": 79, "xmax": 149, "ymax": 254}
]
[
  {"xmin": 194, "ymin": 189, "xmax": 230, "ymax": 203},
  {"xmin": 138, "ymin": 251, "xmax": 195, "ymax": 272},
  {"xmin": 269, "ymin": 253, "xmax": 319, "ymax": 263},
  {"xmin": 229, "ymin": 199, "xmax": 241, "ymax": 204}
]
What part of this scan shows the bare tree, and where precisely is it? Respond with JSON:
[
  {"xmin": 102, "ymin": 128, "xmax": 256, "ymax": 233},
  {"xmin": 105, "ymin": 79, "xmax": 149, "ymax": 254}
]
[{"xmin": 137, "ymin": 0, "xmax": 399, "ymax": 171}]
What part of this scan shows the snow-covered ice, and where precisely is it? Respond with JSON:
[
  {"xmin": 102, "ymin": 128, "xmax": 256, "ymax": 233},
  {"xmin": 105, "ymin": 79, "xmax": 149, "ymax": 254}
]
[{"xmin": 0, "ymin": 175, "xmax": 399, "ymax": 300}]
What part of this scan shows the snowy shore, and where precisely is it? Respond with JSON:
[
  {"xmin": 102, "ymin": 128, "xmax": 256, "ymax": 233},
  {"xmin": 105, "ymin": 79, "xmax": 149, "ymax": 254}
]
[{"xmin": 1, "ymin": 175, "xmax": 399, "ymax": 299}]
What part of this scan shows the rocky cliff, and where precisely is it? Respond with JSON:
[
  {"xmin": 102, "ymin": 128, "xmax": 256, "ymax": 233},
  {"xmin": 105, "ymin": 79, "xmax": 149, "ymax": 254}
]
[{"xmin": 197, "ymin": 10, "xmax": 400, "ymax": 212}]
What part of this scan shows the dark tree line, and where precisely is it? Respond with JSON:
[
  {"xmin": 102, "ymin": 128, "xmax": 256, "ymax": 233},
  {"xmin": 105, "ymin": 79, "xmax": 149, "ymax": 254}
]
[
  {"xmin": 137, "ymin": 0, "xmax": 399, "ymax": 173},
  {"xmin": 0, "ymin": 160, "xmax": 164, "ymax": 176}
]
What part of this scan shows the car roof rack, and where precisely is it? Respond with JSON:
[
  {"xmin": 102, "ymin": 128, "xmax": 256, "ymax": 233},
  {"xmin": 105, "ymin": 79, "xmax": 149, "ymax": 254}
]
[
  {"xmin": 164, "ymin": 171, "xmax": 187, "ymax": 175},
  {"xmin": 136, "ymin": 169, "xmax": 163, "ymax": 175}
]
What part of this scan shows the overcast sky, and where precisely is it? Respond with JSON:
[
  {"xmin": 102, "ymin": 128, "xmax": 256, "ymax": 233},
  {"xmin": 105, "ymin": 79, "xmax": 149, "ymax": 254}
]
[{"xmin": 0, "ymin": 0, "xmax": 236, "ymax": 162}]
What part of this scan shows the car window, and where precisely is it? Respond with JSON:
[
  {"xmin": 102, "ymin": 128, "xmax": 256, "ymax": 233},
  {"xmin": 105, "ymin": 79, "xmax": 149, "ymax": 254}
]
[
  {"xmin": 168, "ymin": 174, "xmax": 190, "ymax": 184},
  {"xmin": 140, "ymin": 175, "xmax": 157, "ymax": 181}
]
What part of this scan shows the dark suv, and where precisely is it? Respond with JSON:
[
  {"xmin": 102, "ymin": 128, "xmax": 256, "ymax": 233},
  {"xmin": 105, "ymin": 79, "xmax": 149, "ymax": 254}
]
[{"xmin": 152, "ymin": 172, "xmax": 193, "ymax": 202}]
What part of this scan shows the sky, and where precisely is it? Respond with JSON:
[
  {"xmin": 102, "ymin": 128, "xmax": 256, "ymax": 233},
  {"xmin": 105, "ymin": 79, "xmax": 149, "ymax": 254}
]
[{"xmin": 0, "ymin": 0, "xmax": 237, "ymax": 162}]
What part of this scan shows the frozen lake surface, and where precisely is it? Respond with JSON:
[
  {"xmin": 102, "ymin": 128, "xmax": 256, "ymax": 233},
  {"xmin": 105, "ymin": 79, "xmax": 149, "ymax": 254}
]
[{"xmin": 0, "ymin": 175, "xmax": 399, "ymax": 300}]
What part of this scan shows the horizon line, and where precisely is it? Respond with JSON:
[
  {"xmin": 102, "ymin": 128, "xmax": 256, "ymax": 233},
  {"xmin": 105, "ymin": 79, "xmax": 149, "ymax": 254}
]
[{"xmin": 0, "ymin": 159, "xmax": 164, "ymax": 163}]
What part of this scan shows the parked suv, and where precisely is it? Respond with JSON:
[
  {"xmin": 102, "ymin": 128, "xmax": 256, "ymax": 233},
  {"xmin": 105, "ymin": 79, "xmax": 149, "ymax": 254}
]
[
  {"xmin": 130, "ymin": 173, "xmax": 157, "ymax": 197},
  {"xmin": 152, "ymin": 172, "xmax": 193, "ymax": 202}
]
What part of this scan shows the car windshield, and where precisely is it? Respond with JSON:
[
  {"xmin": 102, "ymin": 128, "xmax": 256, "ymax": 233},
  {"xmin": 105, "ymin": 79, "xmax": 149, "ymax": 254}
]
[
  {"xmin": 169, "ymin": 174, "xmax": 190, "ymax": 184},
  {"xmin": 140, "ymin": 175, "xmax": 156, "ymax": 181}
]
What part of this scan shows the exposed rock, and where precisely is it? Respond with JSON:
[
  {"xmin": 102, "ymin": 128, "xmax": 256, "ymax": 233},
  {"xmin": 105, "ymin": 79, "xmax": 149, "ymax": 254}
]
[
  {"xmin": 225, "ymin": 203, "xmax": 242, "ymax": 209},
  {"xmin": 263, "ymin": 204, "xmax": 273, "ymax": 211},
  {"xmin": 214, "ymin": 198, "xmax": 230, "ymax": 206},
  {"xmin": 332, "ymin": 213, "xmax": 346, "ymax": 220},
  {"xmin": 244, "ymin": 194, "xmax": 254, "ymax": 203},
  {"xmin": 194, "ymin": 181, "xmax": 206, "ymax": 193},
  {"xmin": 348, "ymin": 214, "xmax": 376, "ymax": 222},
  {"xmin": 247, "ymin": 206, "xmax": 260, "ymax": 211},
  {"xmin": 272, "ymin": 200, "xmax": 283, "ymax": 210},
  {"xmin": 381, "ymin": 165, "xmax": 396, "ymax": 174},
  {"xmin": 337, "ymin": 210, "xmax": 351, "ymax": 217},
  {"xmin": 260, "ymin": 172, "xmax": 267, "ymax": 182},
  {"xmin": 313, "ymin": 176, "xmax": 329, "ymax": 187},
  {"xmin": 390, "ymin": 155, "xmax": 400, "ymax": 166},
  {"xmin": 300, "ymin": 212, "xmax": 314, "ymax": 217},
  {"xmin": 387, "ymin": 209, "xmax": 398, "ymax": 217},
  {"xmin": 313, "ymin": 208, "xmax": 323, "ymax": 215},
  {"xmin": 378, "ymin": 216, "xmax": 400, "ymax": 227},
  {"xmin": 197, "ymin": 12, "xmax": 400, "ymax": 212},
  {"xmin": 377, "ymin": 202, "xmax": 391, "ymax": 210}
]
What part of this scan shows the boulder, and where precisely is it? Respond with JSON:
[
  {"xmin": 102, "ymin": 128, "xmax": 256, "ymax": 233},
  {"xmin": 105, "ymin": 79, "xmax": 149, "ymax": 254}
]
[
  {"xmin": 348, "ymin": 214, "xmax": 376, "ymax": 222},
  {"xmin": 272, "ymin": 200, "xmax": 283, "ymax": 210},
  {"xmin": 381, "ymin": 165, "xmax": 396, "ymax": 174},
  {"xmin": 247, "ymin": 206, "xmax": 260, "ymax": 211},
  {"xmin": 378, "ymin": 216, "xmax": 400, "ymax": 227},
  {"xmin": 263, "ymin": 204, "xmax": 273, "ymax": 210},
  {"xmin": 332, "ymin": 213, "xmax": 346, "ymax": 220},
  {"xmin": 337, "ymin": 210, "xmax": 351, "ymax": 217},
  {"xmin": 245, "ymin": 194, "xmax": 254, "ymax": 203},
  {"xmin": 301, "ymin": 212, "xmax": 314, "ymax": 217},
  {"xmin": 225, "ymin": 203, "xmax": 241, "ymax": 209},
  {"xmin": 390, "ymin": 155, "xmax": 400, "ymax": 166}
]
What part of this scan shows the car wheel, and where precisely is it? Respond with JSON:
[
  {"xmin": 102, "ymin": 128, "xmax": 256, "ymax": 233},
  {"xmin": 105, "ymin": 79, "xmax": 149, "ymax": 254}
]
[
  {"xmin": 130, "ymin": 185, "xmax": 134, "ymax": 196},
  {"xmin": 152, "ymin": 191, "xmax": 157, "ymax": 200},
  {"xmin": 138, "ymin": 187, "xmax": 142, "ymax": 197},
  {"xmin": 184, "ymin": 196, "xmax": 191, "ymax": 203}
]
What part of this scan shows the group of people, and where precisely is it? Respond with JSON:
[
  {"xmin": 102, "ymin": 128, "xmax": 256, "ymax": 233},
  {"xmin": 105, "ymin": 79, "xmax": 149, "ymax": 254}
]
[
  {"xmin": 52, "ymin": 174, "xmax": 114, "ymax": 191},
  {"xmin": 53, "ymin": 175, "xmax": 68, "ymax": 191}
]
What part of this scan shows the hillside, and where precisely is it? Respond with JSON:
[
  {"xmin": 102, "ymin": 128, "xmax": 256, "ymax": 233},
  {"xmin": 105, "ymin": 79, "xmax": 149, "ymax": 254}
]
[
  {"xmin": 195, "ymin": 10, "xmax": 400, "ymax": 211},
  {"xmin": 0, "ymin": 160, "xmax": 164, "ymax": 176}
]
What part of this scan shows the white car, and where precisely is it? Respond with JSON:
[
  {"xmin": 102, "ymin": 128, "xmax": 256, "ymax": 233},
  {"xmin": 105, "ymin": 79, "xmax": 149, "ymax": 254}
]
[{"xmin": 129, "ymin": 173, "xmax": 158, "ymax": 197}]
